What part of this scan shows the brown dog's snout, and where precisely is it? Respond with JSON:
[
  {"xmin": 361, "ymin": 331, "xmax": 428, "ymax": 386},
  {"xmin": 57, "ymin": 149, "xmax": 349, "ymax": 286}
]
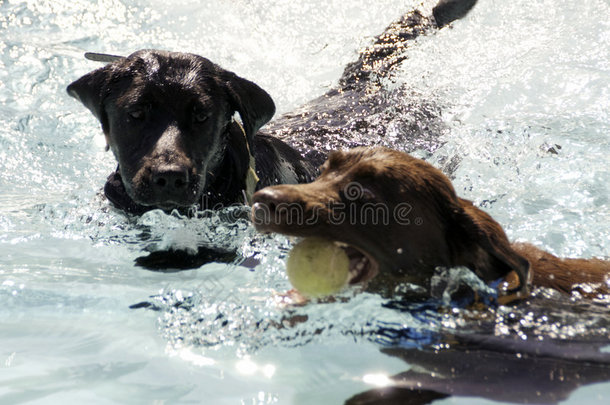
[
  {"xmin": 151, "ymin": 165, "xmax": 190, "ymax": 193},
  {"xmin": 251, "ymin": 186, "xmax": 304, "ymax": 231},
  {"xmin": 251, "ymin": 187, "xmax": 284, "ymax": 223}
]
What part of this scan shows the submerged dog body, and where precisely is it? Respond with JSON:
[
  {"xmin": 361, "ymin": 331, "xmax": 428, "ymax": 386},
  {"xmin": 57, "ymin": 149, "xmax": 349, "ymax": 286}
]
[{"xmin": 252, "ymin": 147, "xmax": 609, "ymax": 298}]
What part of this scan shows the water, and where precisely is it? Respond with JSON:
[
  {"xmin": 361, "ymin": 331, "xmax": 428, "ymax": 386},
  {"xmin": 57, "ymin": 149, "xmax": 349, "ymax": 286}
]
[{"xmin": 1, "ymin": 0, "xmax": 609, "ymax": 403}]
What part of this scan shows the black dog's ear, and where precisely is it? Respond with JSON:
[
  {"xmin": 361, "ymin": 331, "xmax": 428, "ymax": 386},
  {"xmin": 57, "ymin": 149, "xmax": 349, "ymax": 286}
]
[
  {"xmin": 67, "ymin": 65, "xmax": 114, "ymax": 133},
  {"xmin": 452, "ymin": 199, "xmax": 531, "ymax": 296},
  {"xmin": 222, "ymin": 72, "xmax": 276, "ymax": 148}
]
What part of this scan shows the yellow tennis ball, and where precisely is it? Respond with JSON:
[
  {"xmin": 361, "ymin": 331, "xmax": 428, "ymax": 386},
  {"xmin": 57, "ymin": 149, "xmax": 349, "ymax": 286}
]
[{"xmin": 286, "ymin": 237, "xmax": 350, "ymax": 298}]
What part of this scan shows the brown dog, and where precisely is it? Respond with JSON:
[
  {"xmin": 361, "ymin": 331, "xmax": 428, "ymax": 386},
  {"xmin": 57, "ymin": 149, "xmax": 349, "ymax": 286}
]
[{"xmin": 251, "ymin": 147, "xmax": 609, "ymax": 299}]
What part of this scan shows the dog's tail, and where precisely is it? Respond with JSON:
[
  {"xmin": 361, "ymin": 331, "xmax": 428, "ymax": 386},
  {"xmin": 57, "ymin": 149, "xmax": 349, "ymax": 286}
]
[{"xmin": 433, "ymin": 0, "xmax": 478, "ymax": 28}]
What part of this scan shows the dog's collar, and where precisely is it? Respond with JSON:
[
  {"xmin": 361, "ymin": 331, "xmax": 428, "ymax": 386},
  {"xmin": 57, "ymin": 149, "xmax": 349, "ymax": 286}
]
[{"xmin": 233, "ymin": 118, "xmax": 259, "ymax": 205}]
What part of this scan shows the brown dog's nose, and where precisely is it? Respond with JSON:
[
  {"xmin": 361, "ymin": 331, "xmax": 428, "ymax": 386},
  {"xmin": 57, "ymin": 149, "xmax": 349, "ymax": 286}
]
[
  {"xmin": 251, "ymin": 187, "xmax": 281, "ymax": 224},
  {"xmin": 251, "ymin": 186, "xmax": 301, "ymax": 229},
  {"xmin": 151, "ymin": 165, "xmax": 189, "ymax": 192}
]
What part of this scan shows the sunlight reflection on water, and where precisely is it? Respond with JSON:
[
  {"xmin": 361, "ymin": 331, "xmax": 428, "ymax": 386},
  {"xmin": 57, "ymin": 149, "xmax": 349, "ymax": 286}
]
[{"xmin": 0, "ymin": 0, "xmax": 609, "ymax": 403}]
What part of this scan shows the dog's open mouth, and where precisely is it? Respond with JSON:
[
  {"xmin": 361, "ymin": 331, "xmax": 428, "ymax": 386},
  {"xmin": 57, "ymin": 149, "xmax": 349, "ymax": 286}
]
[
  {"xmin": 336, "ymin": 242, "xmax": 379, "ymax": 286},
  {"xmin": 250, "ymin": 201, "xmax": 379, "ymax": 287}
]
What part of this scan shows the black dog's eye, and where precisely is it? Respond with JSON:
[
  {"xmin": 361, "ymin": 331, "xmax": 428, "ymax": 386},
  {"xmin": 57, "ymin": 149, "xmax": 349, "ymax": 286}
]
[
  {"xmin": 128, "ymin": 109, "xmax": 145, "ymax": 120},
  {"xmin": 192, "ymin": 106, "xmax": 208, "ymax": 123}
]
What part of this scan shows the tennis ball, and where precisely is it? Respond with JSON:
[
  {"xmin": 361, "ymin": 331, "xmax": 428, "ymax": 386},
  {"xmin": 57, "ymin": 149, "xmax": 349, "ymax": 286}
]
[{"xmin": 286, "ymin": 237, "xmax": 350, "ymax": 298}]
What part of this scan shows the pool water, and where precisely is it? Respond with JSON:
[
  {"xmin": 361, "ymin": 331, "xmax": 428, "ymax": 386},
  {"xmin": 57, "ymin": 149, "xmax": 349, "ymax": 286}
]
[{"xmin": 1, "ymin": 0, "xmax": 609, "ymax": 404}]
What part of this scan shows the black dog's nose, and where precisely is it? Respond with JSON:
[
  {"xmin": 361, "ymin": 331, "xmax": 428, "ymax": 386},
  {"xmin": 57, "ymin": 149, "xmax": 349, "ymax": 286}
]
[{"xmin": 151, "ymin": 165, "xmax": 189, "ymax": 192}]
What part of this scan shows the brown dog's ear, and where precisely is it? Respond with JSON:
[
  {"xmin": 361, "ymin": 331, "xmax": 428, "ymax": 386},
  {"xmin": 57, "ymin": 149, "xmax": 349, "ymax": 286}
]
[
  {"xmin": 221, "ymin": 71, "xmax": 276, "ymax": 149},
  {"xmin": 67, "ymin": 65, "xmax": 114, "ymax": 133},
  {"xmin": 452, "ymin": 200, "xmax": 531, "ymax": 295}
]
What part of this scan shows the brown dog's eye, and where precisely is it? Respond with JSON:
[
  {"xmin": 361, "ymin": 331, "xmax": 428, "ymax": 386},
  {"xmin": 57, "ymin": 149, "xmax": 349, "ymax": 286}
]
[
  {"xmin": 339, "ymin": 183, "xmax": 377, "ymax": 204},
  {"xmin": 361, "ymin": 188, "xmax": 376, "ymax": 202}
]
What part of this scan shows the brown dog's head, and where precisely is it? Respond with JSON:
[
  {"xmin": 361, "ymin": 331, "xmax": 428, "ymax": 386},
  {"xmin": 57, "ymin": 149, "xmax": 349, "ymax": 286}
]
[
  {"xmin": 252, "ymin": 147, "xmax": 529, "ymax": 295},
  {"xmin": 68, "ymin": 50, "xmax": 275, "ymax": 210}
]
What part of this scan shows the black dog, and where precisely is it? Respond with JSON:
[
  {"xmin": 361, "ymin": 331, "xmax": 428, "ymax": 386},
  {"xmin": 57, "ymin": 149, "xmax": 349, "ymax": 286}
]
[
  {"xmin": 68, "ymin": 50, "xmax": 316, "ymax": 214},
  {"xmin": 68, "ymin": 0, "xmax": 478, "ymax": 216}
]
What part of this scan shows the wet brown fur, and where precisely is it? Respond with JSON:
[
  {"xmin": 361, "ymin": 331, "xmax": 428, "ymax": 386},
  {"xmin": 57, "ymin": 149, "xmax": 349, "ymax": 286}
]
[{"xmin": 252, "ymin": 147, "xmax": 609, "ymax": 298}]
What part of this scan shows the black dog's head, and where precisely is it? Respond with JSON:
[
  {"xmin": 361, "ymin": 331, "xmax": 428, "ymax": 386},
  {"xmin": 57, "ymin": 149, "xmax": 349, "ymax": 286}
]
[{"xmin": 68, "ymin": 49, "xmax": 275, "ymax": 210}]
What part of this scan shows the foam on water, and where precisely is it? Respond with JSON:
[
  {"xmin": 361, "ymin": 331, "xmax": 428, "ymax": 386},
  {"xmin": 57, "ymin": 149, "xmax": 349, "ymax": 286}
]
[{"xmin": 1, "ymin": 0, "xmax": 609, "ymax": 403}]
